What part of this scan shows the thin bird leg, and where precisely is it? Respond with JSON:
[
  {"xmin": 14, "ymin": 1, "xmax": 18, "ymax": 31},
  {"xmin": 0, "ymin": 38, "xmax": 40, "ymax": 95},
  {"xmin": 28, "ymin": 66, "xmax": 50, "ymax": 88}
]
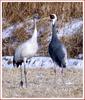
[
  {"xmin": 54, "ymin": 63, "xmax": 56, "ymax": 77},
  {"xmin": 60, "ymin": 64, "xmax": 64, "ymax": 77},
  {"xmin": 20, "ymin": 65, "xmax": 23, "ymax": 87},
  {"xmin": 61, "ymin": 65, "xmax": 65, "ymax": 84},
  {"xmin": 53, "ymin": 63, "xmax": 56, "ymax": 83},
  {"xmin": 24, "ymin": 58, "xmax": 27, "ymax": 88},
  {"xmin": 61, "ymin": 67, "xmax": 63, "ymax": 74}
]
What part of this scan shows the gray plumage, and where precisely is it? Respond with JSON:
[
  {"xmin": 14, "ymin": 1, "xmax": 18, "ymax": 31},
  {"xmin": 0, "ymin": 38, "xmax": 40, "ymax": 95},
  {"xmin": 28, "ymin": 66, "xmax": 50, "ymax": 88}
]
[
  {"xmin": 49, "ymin": 14, "xmax": 67, "ymax": 73},
  {"xmin": 13, "ymin": 15, "xmax": 40, "ymax": 87}
]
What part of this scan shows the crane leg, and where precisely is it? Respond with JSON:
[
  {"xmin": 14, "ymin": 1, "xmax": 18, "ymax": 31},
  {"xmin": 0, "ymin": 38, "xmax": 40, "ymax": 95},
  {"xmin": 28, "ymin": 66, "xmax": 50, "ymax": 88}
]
[
  {"xmin": 53, "ymin": 63, "xmax": 56, "ymax": 76},
  {"xmin": 61, "ymin": 65, "xmax": 65, "ymax": 84},
  {"xmin": 20, "ymin": 65, "xmax": 23, "ymax": 87},
  {"xmin": 61, "ymin": 67, "xmax": 63, "ymax": 74},
  {"xmin": 53, "ymin": 63, "xmax": 57, "ymax": 87},
  {"xmin": 61, "ymin": 64, "xmax": 64, "ymax": 77},
  {"xmin": 53, "ymin": 63, "xmax": 57, "ymax": 83},
  {"xmin": 54, "ymin": 68, "xmax": 56, "ymax": 76},
  {"xmin": 24, "ymin": 58, "xmax": 27, "ymax": 88}
]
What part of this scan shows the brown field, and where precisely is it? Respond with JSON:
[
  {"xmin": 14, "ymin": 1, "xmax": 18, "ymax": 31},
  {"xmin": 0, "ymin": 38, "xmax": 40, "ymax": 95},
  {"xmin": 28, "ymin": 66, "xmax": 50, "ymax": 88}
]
[
  {"xmin": 2, "ymin": 2, "xmax": 83, "ymax": 99},
  {"xmin": 2, "ymin": 2, "xmax": 82, "ymax": 25},
  {"xmin": 2, "ymin": 67, "xmax": 83, "ymax": 98},
  {"xmin": 2, "ymin": 2, "xmax": 83, "ymax": 58}
]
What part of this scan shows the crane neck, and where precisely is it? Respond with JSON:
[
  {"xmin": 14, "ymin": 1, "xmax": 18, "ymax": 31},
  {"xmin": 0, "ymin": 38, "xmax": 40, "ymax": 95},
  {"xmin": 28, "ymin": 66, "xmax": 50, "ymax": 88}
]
[
  {"xmin": 52, "ymin": 23, "xmax": 58, "ymax": 39},
  {"xmin": 31, "ymin": 19, "xmax": 38, "ymax": 42}
]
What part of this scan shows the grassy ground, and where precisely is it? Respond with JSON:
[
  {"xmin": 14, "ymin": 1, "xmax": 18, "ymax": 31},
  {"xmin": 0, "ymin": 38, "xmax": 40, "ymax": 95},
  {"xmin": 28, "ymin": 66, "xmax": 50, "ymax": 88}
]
[{"xmin": 2, "ymin": 67, "xmax": 83, "ymax": 98}]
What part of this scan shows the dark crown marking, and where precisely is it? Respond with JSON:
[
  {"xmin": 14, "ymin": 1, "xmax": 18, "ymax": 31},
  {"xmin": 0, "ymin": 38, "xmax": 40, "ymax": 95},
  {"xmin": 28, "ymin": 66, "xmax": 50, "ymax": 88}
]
[{"xmin": 50, "ymin": 14, "xmax": 55, "ymax": 19}]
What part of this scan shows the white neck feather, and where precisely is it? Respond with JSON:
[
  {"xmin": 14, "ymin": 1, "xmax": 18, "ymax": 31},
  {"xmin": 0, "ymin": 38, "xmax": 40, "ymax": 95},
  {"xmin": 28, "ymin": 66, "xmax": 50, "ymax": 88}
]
[
  {"xmin": 52, "ymin": 19, "xmax": 56, "ymax": 25},
  {"xmin": 31, "ymin": 19, "xmax": 38, "ymax": 42}
]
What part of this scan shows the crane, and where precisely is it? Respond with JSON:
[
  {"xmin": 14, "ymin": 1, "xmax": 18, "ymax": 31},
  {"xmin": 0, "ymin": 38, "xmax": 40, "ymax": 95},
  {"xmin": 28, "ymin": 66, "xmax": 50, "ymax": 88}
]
[
  {"xmin": 48, "ymin": 14, "xmax": 67, "ymax": 76},
  {"xmin": 13, "ymin": 15, "xmax": 40, "ymax": 87}
]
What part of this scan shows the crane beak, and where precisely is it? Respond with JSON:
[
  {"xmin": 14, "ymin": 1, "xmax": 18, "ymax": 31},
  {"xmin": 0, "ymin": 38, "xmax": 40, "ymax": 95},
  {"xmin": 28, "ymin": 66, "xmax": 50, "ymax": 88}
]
[{"xmin": 48, "ymin": 16, "xmax": 52, "ymax": 22}]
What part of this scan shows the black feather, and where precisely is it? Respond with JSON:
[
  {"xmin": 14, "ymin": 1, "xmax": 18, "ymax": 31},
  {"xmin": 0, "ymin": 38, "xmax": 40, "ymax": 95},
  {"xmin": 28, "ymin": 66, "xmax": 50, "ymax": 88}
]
[
  {"xmin": 13, "ymin": 56, "xmax": 23, "ymax": 68},
  {"xmin": 50, "ymin": 14, "xmax": 55, "ymax": 19}
]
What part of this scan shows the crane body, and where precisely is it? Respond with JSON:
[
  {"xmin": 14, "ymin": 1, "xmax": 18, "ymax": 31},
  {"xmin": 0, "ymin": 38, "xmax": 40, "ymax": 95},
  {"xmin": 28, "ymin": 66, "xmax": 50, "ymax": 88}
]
[
  {"xmin": 13, "ymin": 15, "xmax": 39, "ymax": 87},
  {"xmin": 49, "ymin": 14, "xmax": 67, "ymax": 74}
]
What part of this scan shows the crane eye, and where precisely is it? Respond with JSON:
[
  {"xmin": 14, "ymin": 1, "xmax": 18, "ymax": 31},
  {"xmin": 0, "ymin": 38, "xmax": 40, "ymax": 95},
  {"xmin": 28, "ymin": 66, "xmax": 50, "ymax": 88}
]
[{"xmin": 50, "ymin": 15, "xmax": 55, "ymax": 19}]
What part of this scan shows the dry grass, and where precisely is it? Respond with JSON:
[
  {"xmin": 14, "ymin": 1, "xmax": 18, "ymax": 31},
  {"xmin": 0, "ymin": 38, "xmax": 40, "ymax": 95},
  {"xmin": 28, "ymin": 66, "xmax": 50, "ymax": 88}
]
[
  {"xmin": 2, "ymin": 2, "xmax": 83, "ymax": 58},
  {"xmin": 2, "ymin": 2, "xmax": 83, "ymax": 29},
  {"xmin": 61, "ymin": 32, "xmax": 83, "ymax": 58},
  {"xmin": 13, "ymin": 28, "xmax": 29, "ymax": 42},
  {"xmin": 2, "ymin": 67, "xmax": 83, "ymax": 98}
]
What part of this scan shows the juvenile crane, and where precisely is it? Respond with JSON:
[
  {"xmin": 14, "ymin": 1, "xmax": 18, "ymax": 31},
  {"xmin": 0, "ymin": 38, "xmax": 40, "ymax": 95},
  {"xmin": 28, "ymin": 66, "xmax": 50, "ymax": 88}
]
[
  {"xmin": 13, "ymin": 15, "xmax": 40, "ymax": 87},
  {"xmin": 48, "ymin": 14, "xmax": 67, "ymax": 75}
]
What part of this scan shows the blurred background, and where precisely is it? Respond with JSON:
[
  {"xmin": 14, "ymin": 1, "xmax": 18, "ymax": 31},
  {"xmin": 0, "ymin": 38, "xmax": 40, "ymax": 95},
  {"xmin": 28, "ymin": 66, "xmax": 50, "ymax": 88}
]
[
  {"xmin": 2, "ymin": 2, "xmax": 83, "ymax": 58},
  {"xmin": 2, "ymin": 2, "xmax": 83, "ymax": 98}
]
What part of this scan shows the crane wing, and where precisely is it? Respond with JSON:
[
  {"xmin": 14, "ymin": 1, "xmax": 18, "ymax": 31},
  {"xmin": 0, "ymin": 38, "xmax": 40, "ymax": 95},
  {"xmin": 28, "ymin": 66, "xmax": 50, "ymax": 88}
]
[{"xmin": 49, "ymin": 42, "xmax": 66, "ymax": 67}]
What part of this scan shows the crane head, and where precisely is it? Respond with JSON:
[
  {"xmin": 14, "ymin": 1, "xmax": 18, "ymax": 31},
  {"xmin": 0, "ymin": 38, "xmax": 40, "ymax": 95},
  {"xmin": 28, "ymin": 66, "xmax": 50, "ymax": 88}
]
[
  {"xmin": 33, "ymin": 14, "xmax": 40, "ymax": 20},
  {"xmin": 50, "ymin": 14, "xmax": 57, "ymax": 25}
]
